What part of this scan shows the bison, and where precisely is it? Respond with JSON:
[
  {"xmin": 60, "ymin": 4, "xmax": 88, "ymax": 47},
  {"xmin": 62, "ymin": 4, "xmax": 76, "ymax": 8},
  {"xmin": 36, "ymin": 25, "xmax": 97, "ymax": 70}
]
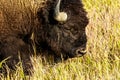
[{"xmin": 0, "ymin": 0, "xmax": 89, "ymax": 74}]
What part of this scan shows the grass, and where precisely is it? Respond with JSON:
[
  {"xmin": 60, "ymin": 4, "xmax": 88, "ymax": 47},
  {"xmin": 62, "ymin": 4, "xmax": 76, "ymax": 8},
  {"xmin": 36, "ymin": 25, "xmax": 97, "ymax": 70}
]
[{"xmin": 0, "ymin": 0, "xmax": 120, "ymax": 80}]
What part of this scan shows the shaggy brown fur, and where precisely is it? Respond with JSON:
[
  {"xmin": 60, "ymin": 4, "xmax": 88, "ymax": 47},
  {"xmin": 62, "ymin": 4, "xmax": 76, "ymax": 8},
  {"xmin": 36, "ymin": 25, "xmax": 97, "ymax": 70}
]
[{"xmin": 0, "ymin": 0, "xmax": 89, "ymax": 74}]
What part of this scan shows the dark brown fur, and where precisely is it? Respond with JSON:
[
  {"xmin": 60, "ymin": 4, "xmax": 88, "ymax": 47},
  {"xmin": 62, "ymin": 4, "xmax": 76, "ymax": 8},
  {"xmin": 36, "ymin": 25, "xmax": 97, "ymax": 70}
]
[{"xmin": 0, "ymin": 0, "xmax": 89, "ymax": 74}]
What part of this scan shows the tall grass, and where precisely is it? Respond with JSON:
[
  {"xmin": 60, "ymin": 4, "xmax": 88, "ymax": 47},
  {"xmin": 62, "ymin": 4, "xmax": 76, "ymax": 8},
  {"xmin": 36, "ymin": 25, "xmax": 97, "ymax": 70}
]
[{"xmin": 0, "ymin": 0, "xmax": 120, "ymax": 80}]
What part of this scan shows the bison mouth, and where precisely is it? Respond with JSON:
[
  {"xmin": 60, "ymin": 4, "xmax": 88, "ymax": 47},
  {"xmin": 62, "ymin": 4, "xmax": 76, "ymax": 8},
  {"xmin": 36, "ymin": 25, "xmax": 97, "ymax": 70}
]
[{"xmin": 61, "ymin": 46, "xmax": 87, "ymax": 60}]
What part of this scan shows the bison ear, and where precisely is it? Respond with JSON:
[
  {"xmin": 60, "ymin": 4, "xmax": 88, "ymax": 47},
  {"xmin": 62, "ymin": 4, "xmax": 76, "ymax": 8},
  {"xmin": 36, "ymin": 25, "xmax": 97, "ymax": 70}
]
[
  {"xmin": 37, "ymin": 7, "xmax": 49, "ymax": 24},
  {"xmin": 54, "ymin": 0, "xmax": 68, "ymax": 22}
]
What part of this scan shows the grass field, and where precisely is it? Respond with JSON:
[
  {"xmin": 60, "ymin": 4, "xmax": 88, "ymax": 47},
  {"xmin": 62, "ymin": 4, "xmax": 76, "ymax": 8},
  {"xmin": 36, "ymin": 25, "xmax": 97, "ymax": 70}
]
[{"xmin": 0, "ymin": 0, "xmax": 120, "ymax": 80}]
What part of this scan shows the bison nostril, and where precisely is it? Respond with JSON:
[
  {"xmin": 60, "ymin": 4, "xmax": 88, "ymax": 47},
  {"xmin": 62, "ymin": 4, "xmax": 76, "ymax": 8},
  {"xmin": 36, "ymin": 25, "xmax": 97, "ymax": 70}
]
[{"xmin": 76, "ymin": 49, "xmax": 87, "ymax": 55}]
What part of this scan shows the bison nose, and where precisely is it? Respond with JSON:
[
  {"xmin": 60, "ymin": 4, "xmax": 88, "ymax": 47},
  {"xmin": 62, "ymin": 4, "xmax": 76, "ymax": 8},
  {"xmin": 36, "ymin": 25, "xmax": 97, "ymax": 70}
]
[{"xmin": 75, "ymin": 48, "xmax": 87, "ymax": 56}]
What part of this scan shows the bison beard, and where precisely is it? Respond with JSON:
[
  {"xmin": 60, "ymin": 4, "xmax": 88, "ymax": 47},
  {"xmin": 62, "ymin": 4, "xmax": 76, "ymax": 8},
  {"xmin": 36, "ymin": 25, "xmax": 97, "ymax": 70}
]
[{"xmin": 0, "ymin": 0, "xmax": 89, "ymax": 74}]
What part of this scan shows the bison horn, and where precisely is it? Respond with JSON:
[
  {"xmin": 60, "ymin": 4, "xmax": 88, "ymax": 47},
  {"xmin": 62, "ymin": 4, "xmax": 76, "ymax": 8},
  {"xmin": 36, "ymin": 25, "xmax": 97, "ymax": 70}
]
[{"xmin": 54, "ymin": 0, "xmax": 67, "ymax": 22}]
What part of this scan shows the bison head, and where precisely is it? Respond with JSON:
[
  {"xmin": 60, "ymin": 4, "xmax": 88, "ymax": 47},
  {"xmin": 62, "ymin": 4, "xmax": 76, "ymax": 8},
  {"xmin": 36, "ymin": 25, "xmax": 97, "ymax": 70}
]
[{"xmin": 37, "ymin": 0, "xmax": 89, "ymax": 59}]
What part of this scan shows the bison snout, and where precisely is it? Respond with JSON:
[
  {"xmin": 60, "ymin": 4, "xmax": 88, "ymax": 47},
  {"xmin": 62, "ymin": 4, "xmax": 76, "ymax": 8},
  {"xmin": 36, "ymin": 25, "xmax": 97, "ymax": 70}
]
[
  {"xmin": 70, "ymin": 47, "xmax": 87, "ymax": 58},
  {"xmin": 75, "ymin": 48, "xmax": 87, "ymax": 56}
]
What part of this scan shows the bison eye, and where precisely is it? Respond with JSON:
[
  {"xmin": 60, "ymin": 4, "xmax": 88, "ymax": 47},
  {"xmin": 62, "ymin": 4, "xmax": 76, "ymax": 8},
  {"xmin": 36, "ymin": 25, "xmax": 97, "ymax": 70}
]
[
  {"xmin": 70, "ymin": 28, "xmax": 78, "ymax": 34},
  {"xmin": 63, "ymin": 26, "xmax": 78, "ymax": 35},
  {"xmin": 64, "ymin": 23, "xmax": 74, "ymax": 30}
]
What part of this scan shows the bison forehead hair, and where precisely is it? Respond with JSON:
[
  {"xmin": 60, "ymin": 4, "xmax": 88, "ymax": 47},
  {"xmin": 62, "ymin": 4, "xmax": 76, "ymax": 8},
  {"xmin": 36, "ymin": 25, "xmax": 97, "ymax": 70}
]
[{"xmin": 0, "ymin": 0, "xmax": 89, "ymax": 74}]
